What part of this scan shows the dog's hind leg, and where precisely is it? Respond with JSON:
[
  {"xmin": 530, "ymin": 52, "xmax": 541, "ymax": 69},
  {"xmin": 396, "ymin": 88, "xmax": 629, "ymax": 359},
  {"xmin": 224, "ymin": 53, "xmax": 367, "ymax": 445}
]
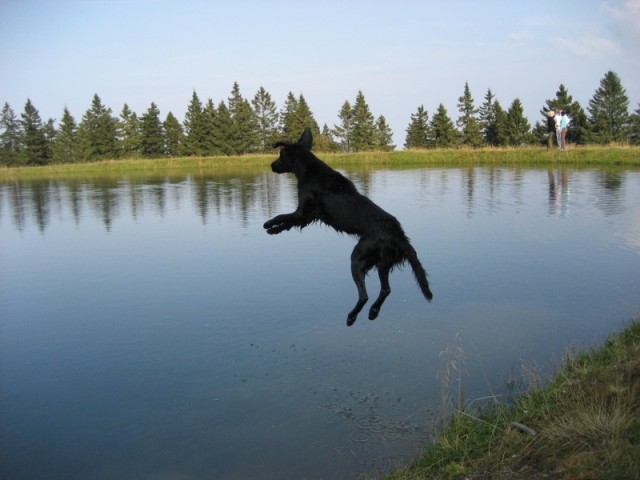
[
  {"xmin": 368, "ymin": 264, "xmax": 391, "ymax": 320},
  {"xmin": 347, "ymin": 242, "xmax": 370, "ymax": 326}
]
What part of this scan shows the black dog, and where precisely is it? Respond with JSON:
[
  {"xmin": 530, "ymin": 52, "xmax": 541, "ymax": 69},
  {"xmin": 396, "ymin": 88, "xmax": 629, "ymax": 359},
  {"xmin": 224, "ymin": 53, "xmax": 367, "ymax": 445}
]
[{"xmin": 264, "ymin": 128, "xmax": 433, "ymax": 326}]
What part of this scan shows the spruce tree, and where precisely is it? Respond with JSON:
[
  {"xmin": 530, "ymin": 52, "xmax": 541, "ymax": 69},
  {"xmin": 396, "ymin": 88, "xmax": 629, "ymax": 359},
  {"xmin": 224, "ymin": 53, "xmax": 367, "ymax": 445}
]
[
  {"xmin": 0, "ymin": 102, "xmax": 22, "ymax": 166},
  {"xmin": 53, "ymin": 107, "xmax": 78, "ymax": 163},
  {"xmin": 164, "ymin": 112, "xmax": 185, "ymax": 156},
  {"xmin": 351, "ymin": 91, "xmax": 377, "ymax": 151},
  {"xmin": 228, "ymin": 82, "xmax": 258, "ymax": 154},
  {"xmin": 375, "ymin": 115, "xmax": 395, "ymax": 151},
  {"xmin": 630, "ymin": 103, "xmax": 640, "ymax": 145},
  {"xmin": 493, "ymin": 101, "xmax": 509, "ymax": 147},
  {"xmin": 457, "ymin": 82, "xmax": 483, "ymax": 147},
  {"xmin": 212, "ymin": 101, "xmax": 234, "ymax": 155},
  {"xmin": 202, "ymin": 99, "xmax": 218, "ymax": 155},
  {"xmin": 139, "ymin": 102, "xmax": 165, "ymax": 157},
  {"xmin": 252, "ymin": 86, "xmax": 279, "ymax": 152},
  {"xmin": 430, "ymin": 104, "xmax": 456, "ymax": 148},
  {"xmin": 505, "ymin": 98, "xmax": 531, "ymax": 146},
  {"xmin": 279, "ymin": 92, "xmax": 299, "ymax": 141},
  {"xmin": 405, "ymin": 105, "xmax": 430, "ymax": 149},
  {"xmin": 478, "ymin": 89, "xmax": 498, "ymax": 146},
  {"xmin": 117, "ymin": 104, "xmax": 140, "ymax": 158},
  {"xmin": 42, "ymin": 118, "xmax": 56, "ymax": 164},
  {"xmin": 588, "ymin": 70, "xmax": 630, "ymax": 143},
  {"xmin": 77, "ymin": 94, "xmax": 118, "ymax": 160},
  {"xmin": 333, "ymin": 100, "xmax": 353, "ymax": 152},
  {"xmin": 20, "ymin": 99, "xmax": 48, "ymax": 165},
  {"xmin": 183, "ymin": 91, "xmax": 207, "ymax": 156}
]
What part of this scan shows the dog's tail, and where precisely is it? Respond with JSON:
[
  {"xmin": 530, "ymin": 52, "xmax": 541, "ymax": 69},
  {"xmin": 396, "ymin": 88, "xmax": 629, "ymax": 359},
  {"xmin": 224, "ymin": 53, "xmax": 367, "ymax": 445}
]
[{"xmin": 405, "ymin": 244, "xmax": 433, "ymax": 302}]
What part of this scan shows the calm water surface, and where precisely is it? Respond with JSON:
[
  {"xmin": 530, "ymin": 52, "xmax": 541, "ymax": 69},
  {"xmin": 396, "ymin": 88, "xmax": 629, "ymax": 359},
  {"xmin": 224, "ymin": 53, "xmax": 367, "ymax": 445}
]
[{"xmin": 1, "ymin": 166, "xmax": 639, "ymax": 479}]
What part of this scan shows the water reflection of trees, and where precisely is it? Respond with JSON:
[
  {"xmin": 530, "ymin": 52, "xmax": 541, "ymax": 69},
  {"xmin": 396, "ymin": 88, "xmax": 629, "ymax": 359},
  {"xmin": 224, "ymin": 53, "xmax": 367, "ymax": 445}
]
[
  {"xmin": 0, "ymin": 172, "xmax": 288, "ymax": 233},
  {"xmin": 0, "ymin": 167, "xmax": 630, "ymax": 233}
]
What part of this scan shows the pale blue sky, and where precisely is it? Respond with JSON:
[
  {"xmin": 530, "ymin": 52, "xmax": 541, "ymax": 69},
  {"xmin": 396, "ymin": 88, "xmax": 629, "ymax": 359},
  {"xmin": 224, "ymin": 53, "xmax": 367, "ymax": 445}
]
[{"xmin": 1, "ymin": 0, "xmax": 639, "ymax": 146}]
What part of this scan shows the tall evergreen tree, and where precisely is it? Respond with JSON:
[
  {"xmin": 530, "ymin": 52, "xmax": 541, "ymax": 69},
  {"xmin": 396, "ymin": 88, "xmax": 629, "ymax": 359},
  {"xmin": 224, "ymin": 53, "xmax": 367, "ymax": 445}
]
[
  {"xmin": 456, "ymin": 82, "xmax": 483, "ymax": 147},
  {"xmin": 202, "ymin": 99, "xmax": 218, "ymax": 155},
  {"xmin": 630, "ymin": 103, "xmax": 640, "ymax": 145},
  {"xmin": 375, "ymin": 115, "xmax": 395, "ymax": 151},
  {"xmin": 163, "ymin": 111, "xmax": 185, "ymax": 156},
  {"xmin": 430, "ymin": 104, "xmax": 456, "ymax": 148},
  {"xmin": 493, "ymin": 101, "xmax": 509, "ymax": 147},
  {"xmin": 0, "ymin": 102, "xmax": 22, "ymax": 166},
  {"xmin": 505, "ymin": 98, "xmax": 531, "ymax": 146},
  {"xmin": 53, "ymin": 107, "xmax": 78, "ymax": 163},
  {"xmin": 183, "ymin": 91, "xmax": 207, "ymax": 155},
  {"xmin": 20, "ymin": 99, "xmax": 48, "ymax": 165},
  {"xmin": 212, "ymin": 101, "xmax": 234, "ymax": 155},
  {"xmin": 117, "ymin": 103, "xmax": 140, "ymax": 158},
  {"xmin": 228, "ymin": 82, "xmax": 258, "ymax": 154},
  {"xmin": 43, "ymin": 118, "xmax": 56, "ymax": 164},
  {"xmin": 280, "ymin": 93, "xmax": 319, "ymax": 141},
  {"xmin": 478, "ymin": 89, "xmax": 499, "ymax": 146},
  {"xmin": 139, "ymin": 102, "xmax": 165, "ymax": 157},
  {"xmin": 351, "ymin": 91, "xmax": 377, "ymax": 151},
  {"xmin": 77, "ymin": 94, "xmax": 118, "ymax": 160},
  {"xmin": 279, "ymin": 92, "xmax": 299, "ymax": 141},
  {"xmin": 588, "ymin": 70, "xmax": 630, "ymax": 143},
  {"xmin": 333, "ymin": 100, "xmax": 354, "ymax": 152},
  {"xmin": 405, "ymin": 105, "xmax": 430, "ymax": 149},
  {"xmin": 251, "ymin": 86, "xmax": 279, "ymax": 152}
]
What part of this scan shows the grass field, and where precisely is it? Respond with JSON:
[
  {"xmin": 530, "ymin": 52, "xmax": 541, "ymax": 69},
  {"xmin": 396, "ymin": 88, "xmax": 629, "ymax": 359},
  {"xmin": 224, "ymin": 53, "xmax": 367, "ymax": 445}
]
[
  {"xmin": 2, "ymin": 146, "xmax": 640, "ymax": 181},
  {"xmin": 383, "ymin": 320, "xmax": 640, "ymax": 480}
]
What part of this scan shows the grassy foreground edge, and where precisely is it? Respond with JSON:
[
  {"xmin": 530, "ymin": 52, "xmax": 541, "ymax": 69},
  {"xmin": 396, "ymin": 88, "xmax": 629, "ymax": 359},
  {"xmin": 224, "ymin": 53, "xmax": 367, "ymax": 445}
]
[{"xmin": 383, "ymin": 320, "xmax": 640, "ymax": 480}]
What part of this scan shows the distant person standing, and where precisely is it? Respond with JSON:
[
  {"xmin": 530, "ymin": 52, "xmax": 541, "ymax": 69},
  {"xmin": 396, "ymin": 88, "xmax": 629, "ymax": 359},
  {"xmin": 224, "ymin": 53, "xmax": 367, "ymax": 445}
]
[
  {"xmin": 555, "ymin": 110, "xmax": 563, "ymax": 149},
  {"xmin": 546, "ymin": 111, "xmax": 556, "ymax": 149},
  {"xmin": 560, "ymin": 111, "xmax": 570, "ymax": 151}
]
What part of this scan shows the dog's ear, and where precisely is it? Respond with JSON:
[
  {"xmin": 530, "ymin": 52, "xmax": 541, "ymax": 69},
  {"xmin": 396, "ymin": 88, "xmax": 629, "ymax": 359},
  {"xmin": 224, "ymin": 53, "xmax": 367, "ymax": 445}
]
[{"xmin": 298, "ymin": 128, "xmax": 313, "ymax": 150}]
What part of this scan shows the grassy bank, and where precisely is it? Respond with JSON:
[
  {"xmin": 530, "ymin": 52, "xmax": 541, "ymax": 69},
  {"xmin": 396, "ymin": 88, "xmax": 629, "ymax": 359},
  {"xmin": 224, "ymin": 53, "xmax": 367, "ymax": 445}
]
[
  {"xmin": 2, "ymin": 146, "xmax": 640, "ymax": 180},
  {"xmin": 385, "ymin": 320, "xmax": 640, "ymax": 480}
]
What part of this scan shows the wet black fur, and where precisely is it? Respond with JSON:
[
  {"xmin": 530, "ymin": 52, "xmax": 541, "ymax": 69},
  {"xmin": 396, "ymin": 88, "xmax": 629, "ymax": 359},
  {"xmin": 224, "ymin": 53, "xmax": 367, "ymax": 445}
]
[{"xmin": 263, "ymin": 128, "xmax": 433, "ymax": 326}]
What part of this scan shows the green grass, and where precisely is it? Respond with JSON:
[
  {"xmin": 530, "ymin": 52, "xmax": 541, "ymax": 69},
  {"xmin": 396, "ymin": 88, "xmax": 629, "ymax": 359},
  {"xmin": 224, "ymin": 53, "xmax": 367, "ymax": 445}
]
[
  {"xmin": 2, "ymin": 145, "xmax": 640, "ymax": 181},
  {"xmin": 383, "ymin": 320, "xmax": 640, "ymax": 480}
]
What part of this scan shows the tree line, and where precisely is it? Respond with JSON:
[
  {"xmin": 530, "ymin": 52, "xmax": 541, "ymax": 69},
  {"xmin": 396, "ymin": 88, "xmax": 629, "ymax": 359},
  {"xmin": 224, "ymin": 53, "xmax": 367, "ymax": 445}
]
[{"xmin": 1, "ymin": 70, "xmax": 638, "ymax": 167}]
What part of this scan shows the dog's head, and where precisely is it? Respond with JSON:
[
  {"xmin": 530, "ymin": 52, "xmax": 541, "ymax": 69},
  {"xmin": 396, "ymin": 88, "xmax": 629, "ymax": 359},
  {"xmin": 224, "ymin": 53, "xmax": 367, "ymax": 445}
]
[{"xmin": 270, "ymin": 128, "xmax": 313, "ymax": 174}]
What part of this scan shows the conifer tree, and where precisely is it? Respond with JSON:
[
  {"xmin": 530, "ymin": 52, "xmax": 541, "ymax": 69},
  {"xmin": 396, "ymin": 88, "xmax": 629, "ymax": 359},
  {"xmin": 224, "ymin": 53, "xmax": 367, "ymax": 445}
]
[
  {"xmin": 20, "ymin": 99, "xmax": 48, "ymax": 165},
  {"xmin": 163, "ymin": 112, "xmax": 185, "ymax": 156},
  {"xmin": 405, "ymin": 105, "xmax": 430, "ymax": 149},
  {"xmin": 430, "ymin": 104, "xmax": 456, "ymax": 148},
  {"xmin": 630, "ymin": 103, "xmax": 640, "ymax": 145},
  {"xmin": 588, "ymin": 70, "xmax": 630, "ymax": 143},
  {"xmin": 202, "ymin": 99, "xmax": 218, "ymax": 155},
  {"xmin": 351, "ymin": 91, "xmax": 377, "ymax": 151},
  {"xmin": 493, "ymin": 101, "xmax": 509, "ymax": 147},
  {"xmin": 333, "ymin": 100, "xmax": 353, "ymax": 152},
  {"xmin": 505, "ymin": 98, "xmax": 531, "ymax": 145},
  {"xmin": 0, "ymin": 102, "xmax": 22, "ymax": 166},
  {"xmin": 139, "ymin": 102, "xmax": 165, "ymax": 157},
  {"xmin": 43, "ymin": 118, "xmax": 56, "ymax": 164},
  {"xmin": 212, "ymin": 101, "xmax": 234, "ymax": 155},
  {"xmin": 252, "ymin": 86, "xmax": 279, "ymax": 152},
  {"xmin": 77, "ymin": 94, "xmax": 118, "ymax": 160},
  {"xmin": 375, "ymin": 115, "xmax": 395, "ymax": 151},
  {"xmin": 279, "ymin": 92, "xmax": 299, "ymax": 141},
  {"xmin": 457, "ymin": 82, "xmax": 483, "ymax": 147},
  {"xmin": 228, "ymin": 82, "xmax": 258, "ymax": 154},
  {"xmin": 53, "ymin": 107, "xmax": 78, "ymax": 163},
  {"xmin": 478, "ymin": 89, "xmax": 498, "ymax": 146},
  {"xmin": 117, "ymin": 104, "xmax": 140, "ymax": 158},
  {"xmin": 183, "ymin": 91, "xmax": 207, "ymax": 156}
]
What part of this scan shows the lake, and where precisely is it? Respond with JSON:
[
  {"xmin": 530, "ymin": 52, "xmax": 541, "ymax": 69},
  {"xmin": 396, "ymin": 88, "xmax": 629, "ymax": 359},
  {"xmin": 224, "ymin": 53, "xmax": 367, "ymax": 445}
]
[{"xmin": 1, "ymin": 165, "xmax": 639, "ymax": 479}]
